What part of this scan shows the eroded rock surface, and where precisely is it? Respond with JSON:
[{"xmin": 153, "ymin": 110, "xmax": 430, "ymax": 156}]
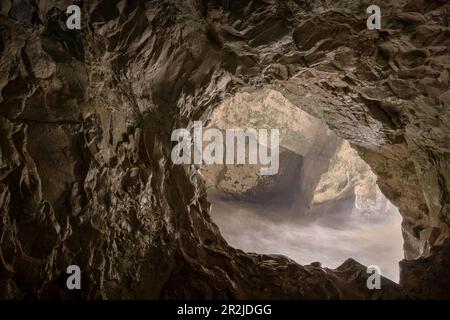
[
  {"xmin": 312, "ymin": 140, "xmax": 384, "ymax": 216},
  {"xmin": 0, "ymin": 0, "xmax": 449, "ymax": 299}
]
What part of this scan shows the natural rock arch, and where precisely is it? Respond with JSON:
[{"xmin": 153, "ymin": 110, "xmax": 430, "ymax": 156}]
[{"xmin": 0, "ymin": 0, "xmax": 449, "ymax": 299}]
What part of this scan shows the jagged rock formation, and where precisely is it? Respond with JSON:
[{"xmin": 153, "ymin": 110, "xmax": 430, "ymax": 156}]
[{"xmin": 0, "ymin": 0, "xmax": 449, "ymax": 299}]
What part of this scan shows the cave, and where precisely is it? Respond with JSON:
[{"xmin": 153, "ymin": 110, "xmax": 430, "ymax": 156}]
[
  {"xmin": 0, "ymin": 0, "xmax": 450, "ymax": 300},
  {"xmin": 203, "ymin": 89, "xmax": 404, "ymax": 283}
]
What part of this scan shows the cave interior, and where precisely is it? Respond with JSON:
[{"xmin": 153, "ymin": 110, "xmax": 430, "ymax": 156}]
[{"xmin": 0, "ymin": 0, "xmax": 449, "ymax": 299}]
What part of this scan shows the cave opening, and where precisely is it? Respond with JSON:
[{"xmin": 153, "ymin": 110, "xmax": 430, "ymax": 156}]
[{"xmin": 202, "ymin": 89, "xmax": 404, "ymax": 282}]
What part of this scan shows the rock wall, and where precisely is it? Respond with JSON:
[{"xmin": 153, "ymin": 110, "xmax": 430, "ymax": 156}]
[
  {"xmin": 312, "ymin": 140, "xmax": 381, "ymax": 215},
  {"xmin": 0, "ymin": 0, "xmax": 449, "ymax": 299}
]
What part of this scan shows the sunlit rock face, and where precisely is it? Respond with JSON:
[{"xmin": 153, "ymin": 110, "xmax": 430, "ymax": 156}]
[
  {"xmin": 0, "ymin": 0, "xmax": 449, "ymax": 299},
  {"xmin": 205, "ymin": 90, "xmax": 325, "ymax": 156},
  {"xmin": 312, "ymin": 140, "xmax": 386, "ymax": 217},
  {"xmin": 202, "ymin": 89, "xmax": 339, "ymax": 207}
]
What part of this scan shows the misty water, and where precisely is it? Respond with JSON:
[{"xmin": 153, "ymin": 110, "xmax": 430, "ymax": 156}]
[{"xmin": 210, "ymin": 194, "xmax": 404, "ymax": 283}]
